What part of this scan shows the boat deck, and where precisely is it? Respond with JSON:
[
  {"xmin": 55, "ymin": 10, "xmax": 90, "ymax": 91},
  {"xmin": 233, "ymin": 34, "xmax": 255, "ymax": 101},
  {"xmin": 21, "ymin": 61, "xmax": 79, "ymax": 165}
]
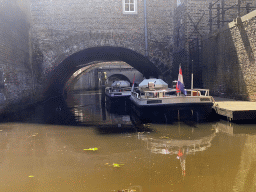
[{"xmin": 213, "ymin": 97, "xmax": 256, "ymax": 121}]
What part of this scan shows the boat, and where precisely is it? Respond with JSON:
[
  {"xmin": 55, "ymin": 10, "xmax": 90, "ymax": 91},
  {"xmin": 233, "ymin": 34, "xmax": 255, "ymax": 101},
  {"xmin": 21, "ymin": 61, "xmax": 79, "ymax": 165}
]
[
  {"xmin": 105, "ymin": 80, "xmax": 132, "ymax": 99},
  {"xmin": 105, "ymin": 80, "xmax": 132, "ymax": 111},
  {"xmin": 130, "ymin": 78, "xmax": 214, "ymax": 123}
]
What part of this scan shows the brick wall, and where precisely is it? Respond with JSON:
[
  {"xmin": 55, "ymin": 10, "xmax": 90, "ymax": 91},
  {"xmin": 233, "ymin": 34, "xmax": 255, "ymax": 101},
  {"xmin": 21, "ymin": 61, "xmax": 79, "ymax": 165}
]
[
  {"xmin": 30, "ymin": 0, "xmax": 176, "ymax": 88},
  {"xmin": 0, "ymin": 0, "xmax": 39, "ymax": 112},
  {"xmin": 173, "ymin": 0, "xmax": 256, "ymax": 90},
  {"xmin": 1, "ymin": 0, "xmax": 255, "ymax": 115},
  {"xmin": 202, "ymin": 10, "xmax": 256, "ymax": 101}
]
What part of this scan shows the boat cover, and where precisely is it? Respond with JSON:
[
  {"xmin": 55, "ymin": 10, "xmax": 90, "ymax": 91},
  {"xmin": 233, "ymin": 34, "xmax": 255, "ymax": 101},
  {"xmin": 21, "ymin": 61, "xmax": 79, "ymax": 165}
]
[
  {"xmin": 111, "ymin": 80, "xmax": 130, "ymax": 87},
  {"xmin": 139, "ymin": 78, "xmax": 168, "ymax": 89}
]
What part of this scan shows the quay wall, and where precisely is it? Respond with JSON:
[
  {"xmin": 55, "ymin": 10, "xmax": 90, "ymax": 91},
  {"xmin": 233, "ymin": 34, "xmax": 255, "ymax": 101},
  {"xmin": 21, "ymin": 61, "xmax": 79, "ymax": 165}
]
[
  {"xmin": 0, "ymin": 0, "xmax": 41, "ymax": 113},
  {"xmin": 202, "ymin": 10, "xmax": 256, "ymax": 101},
  {"xmin": 173, "ymin": 0, "xmax": 256, "ymax": 90}
]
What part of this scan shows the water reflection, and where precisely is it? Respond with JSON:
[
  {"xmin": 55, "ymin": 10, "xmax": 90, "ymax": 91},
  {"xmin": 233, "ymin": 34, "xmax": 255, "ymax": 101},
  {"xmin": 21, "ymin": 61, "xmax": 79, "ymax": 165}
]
[
  {"xmin": 0, "ymin": 95, "xmax": 78, "ymax": 126},
  {"xmin": 1, "ymin": 91, "xmax": 256, "ymax": 191},
  {"xmin": 66, "ymin": 91, "xmax": 134, "ymax": 129},
  {"xmin": 65, "ymin": 91, "xmax": 256, "ymax": 191},
  {"xmin": 136, "ymin": 123, "xmax": 217, "ymax": 180}
]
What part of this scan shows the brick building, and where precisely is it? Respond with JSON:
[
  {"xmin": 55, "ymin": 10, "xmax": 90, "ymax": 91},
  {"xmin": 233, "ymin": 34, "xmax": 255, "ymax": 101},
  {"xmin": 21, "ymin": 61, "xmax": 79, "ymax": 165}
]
[
  {"xmin": 30, "ymin": 1, "xmax": 176, "ymax": 77},
  {"xmin": 173, "ymin": 0, "xmax": 256, "ymax": 90},
  {"xmin": 0, "ymin": 0, "xmax": 177, "ymax": 112},
  {"xmin": 1, "ymin": 0, "xmax": 256, "ymax": 114},
  {"xmin": 30, "ymin": 0, "xmax": 177, "ymax": 97},
  {"xmin": 202, "ymin": 10, "xmax": 256, "ymax": 101}
]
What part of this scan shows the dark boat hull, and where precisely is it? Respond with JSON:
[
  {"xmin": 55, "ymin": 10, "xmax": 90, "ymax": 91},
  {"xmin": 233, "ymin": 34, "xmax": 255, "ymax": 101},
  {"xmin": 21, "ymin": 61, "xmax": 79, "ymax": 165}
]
[
  {"xmin": 105, "ymin": 95, "xmax": 131, "ymax": 114},
  {"xmin": 130, "ymin": 100, "xmax": 214, "ymax": 123}
]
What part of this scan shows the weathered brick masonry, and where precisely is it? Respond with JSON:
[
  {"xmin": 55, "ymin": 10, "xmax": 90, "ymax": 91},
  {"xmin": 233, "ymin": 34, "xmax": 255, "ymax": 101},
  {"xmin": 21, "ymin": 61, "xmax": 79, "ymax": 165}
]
[
  {"xmin": 0, "ymin": 0, "xmax": 40, "ymax": 112},
  {"xmin": 173, "ymin": 0, "xmax": 210, "ymax": 87},
  {"xmin": 1, "ymin": 0, "xmax": 256, "ymax": 115},
  {"xmin": 0, "ymin": 0, "xmax": 176, "ymax": 113},
  {"xmin": 202, "ymin": 10, "xmax": 256, "ymax": 101},
  {"xmin": 30, "ymin": 0, "xmax": 176, "ymax": 90},
  {"xmin": 173, "ymin": 0, "xmax": 256, "ymax": 90}
]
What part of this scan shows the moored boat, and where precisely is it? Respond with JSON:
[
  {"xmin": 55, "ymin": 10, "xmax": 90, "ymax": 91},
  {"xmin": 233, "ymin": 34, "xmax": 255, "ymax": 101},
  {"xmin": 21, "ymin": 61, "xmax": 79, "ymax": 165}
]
[
  {"xmin": 105, "ymin": 80, "xmax": 132, "ymax": 110},
  {"xmin": 105, "ymin": 80, "xmax": 132, "ymax": 99},
  {"xmin": 130, "ymin": 78, "xmax": 214, "ymax": 123}
]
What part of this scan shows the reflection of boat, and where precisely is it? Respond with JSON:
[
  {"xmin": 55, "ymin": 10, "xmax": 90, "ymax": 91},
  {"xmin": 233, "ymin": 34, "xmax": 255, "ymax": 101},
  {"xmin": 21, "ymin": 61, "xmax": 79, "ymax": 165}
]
[
  {"xmin": 177, "ymin": 148, "xmax": 187, "ymax": 176},
  {"xmin": 105, "ymin": 80, "xmax": 131, "ymax": 115},
  {"xmin": 137, "ymin": 124, "xmax": 217, "ymax": 156},
  {"xmin": 105, "ymin": 80, "xmax": 131, "ymax": 113},
  {"xmin": 138, "ymin": 127, "xmax": 217, "ymax": 177},
  {"xmin": 106, "ymin": 98, "xmax": 130, "ymax": 115},
  {"xmin": 130, "ymin": 78, "xmax": 214, "ymax": 123},
  {"xmin": 145, "ymin": 132, "xmax": 216, "ymax": 155}
]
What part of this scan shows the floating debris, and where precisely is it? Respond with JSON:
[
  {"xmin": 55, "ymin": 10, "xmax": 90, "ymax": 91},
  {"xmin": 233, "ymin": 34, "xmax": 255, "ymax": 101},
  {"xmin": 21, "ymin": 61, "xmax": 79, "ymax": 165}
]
[
  {"xmin": 104, "ymin": 163, "xmax": 125, "ymax": 167},
  {"xmin": 28, "ymin": 175, "xmax": 34, "ymax": 178},
  {"xmin": 83, "ymin": 147, "xmax": 98, "ymax": 151},
  {"xmin": 112, "ymin": 163, "xmax": 124, "ymax": 168},
  {"xmin": 160, "ymin": 136, "xmax": 169, "ymax": 139}
]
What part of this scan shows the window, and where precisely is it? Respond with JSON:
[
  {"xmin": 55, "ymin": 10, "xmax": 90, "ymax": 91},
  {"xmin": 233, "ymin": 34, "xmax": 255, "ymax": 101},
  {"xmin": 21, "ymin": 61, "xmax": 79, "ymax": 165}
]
[{"xmin": 123, "ymin": 0, "xmax": 137, "ymax": 14}]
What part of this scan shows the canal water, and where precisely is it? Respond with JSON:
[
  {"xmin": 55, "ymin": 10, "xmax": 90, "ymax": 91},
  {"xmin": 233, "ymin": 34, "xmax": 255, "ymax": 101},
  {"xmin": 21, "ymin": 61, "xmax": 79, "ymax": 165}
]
[{"xmin": 0, "ymin": 90, "xmax": 256, "ymax": 192}]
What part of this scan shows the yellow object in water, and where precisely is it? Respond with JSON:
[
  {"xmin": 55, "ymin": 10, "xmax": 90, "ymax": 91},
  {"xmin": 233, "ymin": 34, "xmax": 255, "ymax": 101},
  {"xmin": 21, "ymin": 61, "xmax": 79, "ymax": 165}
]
[
  {"xmin": 112, "ymin": 163, "xmax": 124, "ymax": 167},
  {"xmin": 83, "ymin": 147, "xmax": 98, "ymax": 151},
  {"xmin": 28, "ymin": 175, "xmax": 34, "ymax": 178}
]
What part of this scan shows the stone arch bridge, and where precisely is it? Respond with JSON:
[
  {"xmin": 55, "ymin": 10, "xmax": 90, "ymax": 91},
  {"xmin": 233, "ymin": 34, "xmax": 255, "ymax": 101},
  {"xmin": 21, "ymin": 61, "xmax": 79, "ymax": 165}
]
[
  {"xmin": 97, "ymin": 65, "xmax": 144, "ymax": 87},
  {"xmin": 0, "ymin": 0, "xmax": 175, "ymax": 114},
  {"xmin": 43, "ymin": 46, "xmax": 170, "ymax": 98},
  {"xmin": 30, "ymin": 0, "xmax": 175, "ymax": 100},
  {"xmin": 66, "ymin": 61, "xmax": 144, "ymax": 91}
]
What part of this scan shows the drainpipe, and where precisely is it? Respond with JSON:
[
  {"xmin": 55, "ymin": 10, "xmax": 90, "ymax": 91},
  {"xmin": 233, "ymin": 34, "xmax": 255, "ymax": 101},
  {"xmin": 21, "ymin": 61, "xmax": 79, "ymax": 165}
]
[{"xmin": 144, "ymin": 0, "xmax": 148, "ymax": 57}]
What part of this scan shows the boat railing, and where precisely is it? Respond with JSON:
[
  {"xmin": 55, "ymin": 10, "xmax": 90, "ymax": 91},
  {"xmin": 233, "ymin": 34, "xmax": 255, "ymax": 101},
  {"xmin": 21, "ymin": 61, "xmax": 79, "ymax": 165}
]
[
  {"xmin": 132, "ymin": 88, "xmax": 211, "ymax": 99},
  {"xmin": 185, "ymin": 89, "xmax": 210, "ymax": 97},
  {"xmin": 106, "ymin": 87, "xmax": 132, "ymax": 93},
  {"xmin": 132, "ymin": 92, "xmax": 140, "ymax": 98}
]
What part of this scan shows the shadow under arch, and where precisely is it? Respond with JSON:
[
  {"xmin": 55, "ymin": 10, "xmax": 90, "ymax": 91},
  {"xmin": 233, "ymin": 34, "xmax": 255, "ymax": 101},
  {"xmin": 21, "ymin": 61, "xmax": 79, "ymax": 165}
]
[{"xmin": 44, "ymin": 46, "xmax": 160, "ymax": 98}]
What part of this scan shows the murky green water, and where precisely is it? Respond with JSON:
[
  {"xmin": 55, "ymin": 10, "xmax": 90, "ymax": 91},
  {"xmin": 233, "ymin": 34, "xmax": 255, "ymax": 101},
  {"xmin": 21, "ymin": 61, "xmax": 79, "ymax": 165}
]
[{"xmin": 0, "ymin": 91, "xmax": 256, "ymax": 191}]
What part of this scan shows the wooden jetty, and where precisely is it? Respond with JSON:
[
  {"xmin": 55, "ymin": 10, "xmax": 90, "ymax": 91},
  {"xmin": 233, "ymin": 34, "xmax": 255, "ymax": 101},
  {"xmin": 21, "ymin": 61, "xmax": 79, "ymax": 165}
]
[{"xmin": 212, "ymin": 97, "xmax": 256, "ymax": 121}]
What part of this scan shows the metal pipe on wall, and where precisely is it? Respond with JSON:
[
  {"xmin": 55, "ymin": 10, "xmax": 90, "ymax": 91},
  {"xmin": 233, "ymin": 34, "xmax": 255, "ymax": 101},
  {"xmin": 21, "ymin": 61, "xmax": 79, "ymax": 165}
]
[{"xmin": 144, "ymin": 0, "xmax": 148, "ymax": 57}]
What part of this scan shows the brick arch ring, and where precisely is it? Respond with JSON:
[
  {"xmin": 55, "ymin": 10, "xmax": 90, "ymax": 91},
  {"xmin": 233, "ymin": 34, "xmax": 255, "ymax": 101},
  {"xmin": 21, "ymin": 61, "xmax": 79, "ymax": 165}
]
[{"xmin": 43, "ymin": 46, "xmax": 160, "ymax": 98}]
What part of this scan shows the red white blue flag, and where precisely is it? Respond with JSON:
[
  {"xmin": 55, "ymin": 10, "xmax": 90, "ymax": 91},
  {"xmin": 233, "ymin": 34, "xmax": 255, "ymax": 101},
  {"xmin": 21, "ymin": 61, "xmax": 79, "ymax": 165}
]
[{"xmin": 176, "ymin": 65, "xmax": 187, "ymax": 95}]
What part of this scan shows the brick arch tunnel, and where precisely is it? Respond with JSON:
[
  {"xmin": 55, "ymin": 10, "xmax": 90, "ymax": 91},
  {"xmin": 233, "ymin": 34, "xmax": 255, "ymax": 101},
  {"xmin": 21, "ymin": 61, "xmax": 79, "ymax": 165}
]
[
  {"xmin": 107, "ymin": 74, "xmax": 131, "ymax": 85},
  {"xmin": 44, "ymin": 46, "xmax": 161, "ymax": 98}
]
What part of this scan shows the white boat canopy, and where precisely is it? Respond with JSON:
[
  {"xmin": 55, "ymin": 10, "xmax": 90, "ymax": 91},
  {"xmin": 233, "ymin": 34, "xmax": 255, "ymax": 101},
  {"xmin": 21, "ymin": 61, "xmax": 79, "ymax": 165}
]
[
  {"xmin": 111, "ymin": 80, "xmax": 130, "ymax": 87},
  {"xmin": 139, "ymin": 78, "xmax": 168, "ymax": 90}
]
